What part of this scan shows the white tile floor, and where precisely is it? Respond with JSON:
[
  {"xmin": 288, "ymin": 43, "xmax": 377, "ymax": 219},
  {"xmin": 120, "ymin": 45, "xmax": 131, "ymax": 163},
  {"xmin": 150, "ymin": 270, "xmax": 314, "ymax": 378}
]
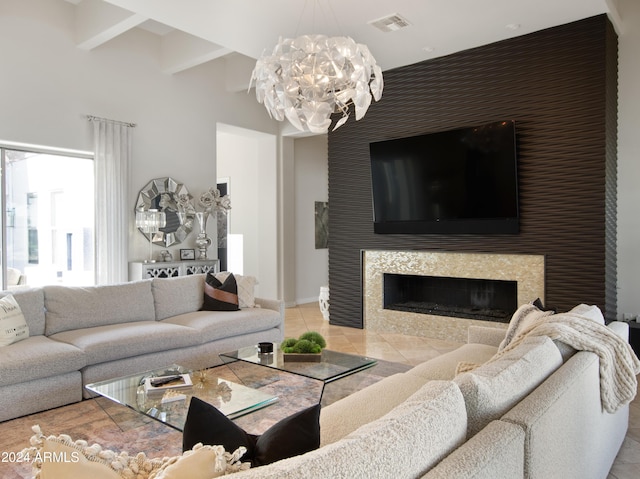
[{"xmin": 287, "ymin": 302, "xmax": 640, "ymax": 479}]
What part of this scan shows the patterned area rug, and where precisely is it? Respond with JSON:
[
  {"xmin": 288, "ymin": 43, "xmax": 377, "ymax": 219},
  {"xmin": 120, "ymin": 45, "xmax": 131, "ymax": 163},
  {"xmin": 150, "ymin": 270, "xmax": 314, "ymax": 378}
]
[{"xmin": 0, "ymin": 359, "xmax": 411, "ymax": 478}]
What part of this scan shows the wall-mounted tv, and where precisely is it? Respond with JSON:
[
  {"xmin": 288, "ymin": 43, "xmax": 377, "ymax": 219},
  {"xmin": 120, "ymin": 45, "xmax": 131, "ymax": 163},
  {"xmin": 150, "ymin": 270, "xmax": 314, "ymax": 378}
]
[{"xmin": 369, "ymin": 120, "xmax": 519, "ymax": 235}]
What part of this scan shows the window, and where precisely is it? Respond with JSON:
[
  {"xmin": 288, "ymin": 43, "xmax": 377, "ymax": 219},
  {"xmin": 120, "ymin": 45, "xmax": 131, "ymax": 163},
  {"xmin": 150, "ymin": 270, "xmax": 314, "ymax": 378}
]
[
  {"xmin": 1, "ymin": 144, "xmax": 95, "ymax": 289},
  {"xmin": 27, "ymin": 193, "xmax": 38, "ymax": 264}
]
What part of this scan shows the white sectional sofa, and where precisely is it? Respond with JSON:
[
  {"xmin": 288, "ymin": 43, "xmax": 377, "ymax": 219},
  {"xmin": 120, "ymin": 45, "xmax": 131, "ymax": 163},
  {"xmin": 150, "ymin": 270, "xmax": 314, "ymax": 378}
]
[
  {"xmin": 224, "ymin": 307, "xmax": 637, "ymax": 479},
  {"xmin": 10, "ymin": 293, "xmax": 639, "ymax": 479},
  {"xmin": 0, "ymin": 274, "xmax": 284, "ymax": 422}
]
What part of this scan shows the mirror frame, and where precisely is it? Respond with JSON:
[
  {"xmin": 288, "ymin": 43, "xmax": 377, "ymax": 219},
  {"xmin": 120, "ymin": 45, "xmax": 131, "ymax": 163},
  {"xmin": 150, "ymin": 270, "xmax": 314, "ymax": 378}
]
[{"xmin": 135, "ymin": 177, "xmax": 194, "ymax": 247}]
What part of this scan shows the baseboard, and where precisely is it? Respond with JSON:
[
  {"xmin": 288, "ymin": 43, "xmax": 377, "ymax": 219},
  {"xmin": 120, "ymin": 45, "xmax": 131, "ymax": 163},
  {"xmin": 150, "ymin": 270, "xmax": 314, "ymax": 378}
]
[{"xmin": 295, "ymin": 296, "xmax": 319, "ymax": 306}]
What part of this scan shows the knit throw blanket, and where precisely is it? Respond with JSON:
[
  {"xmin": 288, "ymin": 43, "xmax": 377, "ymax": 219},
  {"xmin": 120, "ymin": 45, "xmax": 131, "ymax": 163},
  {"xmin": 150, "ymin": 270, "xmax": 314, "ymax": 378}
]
[{"xmin": 498, "ymin": 311, "xmax": 640, "ymax": 413}]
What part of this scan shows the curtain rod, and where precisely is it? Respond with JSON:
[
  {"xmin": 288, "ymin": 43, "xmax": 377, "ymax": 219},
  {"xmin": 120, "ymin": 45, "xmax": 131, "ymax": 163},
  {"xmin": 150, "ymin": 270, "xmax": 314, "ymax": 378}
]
[{"xmin": 86, "ymin": 115, "xmax": 137, "ymax": 128}]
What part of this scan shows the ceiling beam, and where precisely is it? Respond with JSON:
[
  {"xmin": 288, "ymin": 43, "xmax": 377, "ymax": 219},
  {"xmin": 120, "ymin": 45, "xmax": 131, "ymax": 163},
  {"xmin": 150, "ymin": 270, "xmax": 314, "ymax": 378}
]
[
  {"xmin": 75, "ymin": 0, "xmax": 147, "ymax": 50},
  {"xmin": 161, "ymin": 30, "xmax": 232, "ymax": 74},
  {"xmin": 224, "ymin": 53, "xmax": 258, "ymax": 93}
]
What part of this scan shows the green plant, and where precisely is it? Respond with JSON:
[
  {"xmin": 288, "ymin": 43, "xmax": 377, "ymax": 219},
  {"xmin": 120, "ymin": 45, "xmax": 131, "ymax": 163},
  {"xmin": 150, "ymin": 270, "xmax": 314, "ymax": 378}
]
[
  {"xmin": 281, "ymin": 338, "xmax": 298, "ymax": 349},
  {"xmin": 280, "ymin": 331, "xmax": 326, "ymax": 354},
  {"xmin": 298, "ymin": 331, "xmax": 326, "ymax": 349},
  {"xmin": 292, "ymin": 339, "xmax": 321, "ymax": 354}
]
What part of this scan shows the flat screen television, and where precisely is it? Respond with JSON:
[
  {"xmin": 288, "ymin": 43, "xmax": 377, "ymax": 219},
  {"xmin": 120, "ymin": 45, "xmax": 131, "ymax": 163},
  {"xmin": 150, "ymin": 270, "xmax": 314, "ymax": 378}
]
[{"xmin": 369, "ymin": 120, "xmax": 519, "ymax": 234}]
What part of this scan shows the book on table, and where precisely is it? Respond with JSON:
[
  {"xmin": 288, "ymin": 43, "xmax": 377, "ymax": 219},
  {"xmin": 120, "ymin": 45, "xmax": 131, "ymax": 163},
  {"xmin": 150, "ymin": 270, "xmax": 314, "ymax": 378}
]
[{"xmin": 144, "ymin": 373, "xmax": 193, "ymax": 394}]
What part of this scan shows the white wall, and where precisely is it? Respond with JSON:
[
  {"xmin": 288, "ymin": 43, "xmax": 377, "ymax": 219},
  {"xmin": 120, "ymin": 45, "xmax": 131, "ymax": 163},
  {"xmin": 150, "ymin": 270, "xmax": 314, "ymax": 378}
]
[
  {"xmin": 617, "ymin": 0, "xmax": 640, "ymax": 319},
  {"xmin": 216, "ymin": 126, "xmax": 278, "ymax": 300},
  {"xmin": 0, "ymin": 0, "xmax": 278, "ymax": 266},
  {"xmin": 294, "ymin": 135, "xmax": 329, "ymax": 304},
  {"xmin": 280, "ymin": 136, "xmax": 297, "ymax": 306}
]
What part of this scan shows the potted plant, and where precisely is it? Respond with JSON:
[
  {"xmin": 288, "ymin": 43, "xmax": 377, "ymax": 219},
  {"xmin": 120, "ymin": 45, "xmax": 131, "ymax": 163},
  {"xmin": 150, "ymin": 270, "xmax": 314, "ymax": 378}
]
[{"xmin": 280, "ymin": 332, "xmax": 327, "ymax": 362}]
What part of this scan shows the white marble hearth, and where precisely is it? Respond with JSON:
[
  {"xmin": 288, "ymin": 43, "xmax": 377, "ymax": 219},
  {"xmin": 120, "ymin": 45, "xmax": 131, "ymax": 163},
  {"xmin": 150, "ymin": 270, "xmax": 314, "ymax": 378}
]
[{"xmin": 363, "ymin": 250, "xmax": 545, "ymax": 342}]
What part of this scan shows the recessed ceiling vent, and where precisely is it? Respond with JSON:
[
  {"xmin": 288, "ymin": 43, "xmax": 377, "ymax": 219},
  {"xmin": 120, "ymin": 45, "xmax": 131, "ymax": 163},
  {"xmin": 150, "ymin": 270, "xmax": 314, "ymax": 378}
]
[{"xmin": 369, "ymin": 13, "xmax": 411, "ymax": 33}]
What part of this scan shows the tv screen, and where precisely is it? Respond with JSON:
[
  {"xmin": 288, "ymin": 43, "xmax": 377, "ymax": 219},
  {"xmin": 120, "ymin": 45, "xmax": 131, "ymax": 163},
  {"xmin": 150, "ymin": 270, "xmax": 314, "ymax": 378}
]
[{"xmin": 369, "ymin": 120, "xmax": 519, "ymax": 234}]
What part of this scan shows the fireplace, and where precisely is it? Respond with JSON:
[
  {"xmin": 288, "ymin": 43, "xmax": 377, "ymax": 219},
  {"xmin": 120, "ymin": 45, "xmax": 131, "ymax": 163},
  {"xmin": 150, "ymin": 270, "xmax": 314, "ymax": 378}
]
[
  {"xmin": 363, "ymin": 250, "xmax": 545, "ymax": 342},
  {"xmin": 383, "ymin": 274, "xmax": 517, "ymax": 323}
]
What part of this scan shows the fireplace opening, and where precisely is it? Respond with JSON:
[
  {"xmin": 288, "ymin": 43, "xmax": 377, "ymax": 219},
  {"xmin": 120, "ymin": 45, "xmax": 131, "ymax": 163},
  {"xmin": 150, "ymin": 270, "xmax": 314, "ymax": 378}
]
[{"xmin": 383, "ymin": 274, "xmax": 517, "ymax": 323}]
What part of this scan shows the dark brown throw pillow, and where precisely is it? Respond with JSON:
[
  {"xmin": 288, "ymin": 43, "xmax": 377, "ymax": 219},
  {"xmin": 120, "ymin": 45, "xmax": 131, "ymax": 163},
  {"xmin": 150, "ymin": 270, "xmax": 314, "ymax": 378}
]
[
  {"xmin": 202, "ymin": 272, "xmax": 240, "ymax": 311},
  {"xmin": 183, "ymin": 397, "xmax": 321, "ymax": 467},
  {"xmin": 532, "ymin": 297, "xmax": 556, "ymax": 312}
]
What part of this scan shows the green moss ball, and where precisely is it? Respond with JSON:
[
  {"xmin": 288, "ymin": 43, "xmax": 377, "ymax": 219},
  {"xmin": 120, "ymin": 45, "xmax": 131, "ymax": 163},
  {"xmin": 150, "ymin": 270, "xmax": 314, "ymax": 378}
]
[
  {"xmin": 280, "ymin": 338, "xmax": 298, "ymax": 351},
  {"xmin": 298, "ymin": 331, "xmax": 327, "ymax": 349},
  {"xmin": 292, "ymin": 339, "xmax": 320, "ymax": 353}
]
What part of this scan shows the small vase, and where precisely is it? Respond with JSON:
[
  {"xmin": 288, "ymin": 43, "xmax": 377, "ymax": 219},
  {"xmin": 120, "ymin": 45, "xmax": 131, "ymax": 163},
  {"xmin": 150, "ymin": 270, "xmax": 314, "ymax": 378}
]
[{"xmin": 195, "ymin": 212, "xmax": 212, "ymax": 260}]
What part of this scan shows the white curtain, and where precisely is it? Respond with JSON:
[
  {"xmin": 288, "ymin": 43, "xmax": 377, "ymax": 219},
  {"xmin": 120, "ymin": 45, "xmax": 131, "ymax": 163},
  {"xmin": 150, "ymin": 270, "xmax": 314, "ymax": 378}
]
[{"xmin": 91, "ymin": 117, "xmax": 134, "ymax": 284}]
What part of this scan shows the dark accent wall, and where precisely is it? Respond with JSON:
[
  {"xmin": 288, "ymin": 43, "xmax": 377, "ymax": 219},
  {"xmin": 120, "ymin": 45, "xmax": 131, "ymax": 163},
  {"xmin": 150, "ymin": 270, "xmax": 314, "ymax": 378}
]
[{"xmin": 328, "ymin": 15, "xmax": 618, "ymax": 329}]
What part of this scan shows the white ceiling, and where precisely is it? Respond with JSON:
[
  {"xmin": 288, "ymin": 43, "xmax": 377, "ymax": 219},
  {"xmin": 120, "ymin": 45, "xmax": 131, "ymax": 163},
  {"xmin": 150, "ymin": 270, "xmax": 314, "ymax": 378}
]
[{"xmin": 64, "ymin": 0, "xmax": 621, "ymax": 85}]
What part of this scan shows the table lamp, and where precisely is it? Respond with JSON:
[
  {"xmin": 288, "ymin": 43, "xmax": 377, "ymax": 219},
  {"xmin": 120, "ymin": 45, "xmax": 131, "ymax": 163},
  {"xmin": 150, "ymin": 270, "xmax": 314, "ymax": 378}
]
[{"xmin": 136, "ymin": 208, "xmax": 166, "ymax": 263}]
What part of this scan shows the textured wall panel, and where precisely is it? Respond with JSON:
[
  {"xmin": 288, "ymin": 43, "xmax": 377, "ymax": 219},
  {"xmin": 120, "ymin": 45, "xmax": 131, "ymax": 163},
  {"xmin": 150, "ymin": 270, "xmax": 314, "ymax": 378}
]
[
  {"xmin": 605, "ymin": 20, "xmax": 619, "ymax": 321},
  {"xmin": 328, "ymin": 16, "xmax": 618, "ymax": 329}
]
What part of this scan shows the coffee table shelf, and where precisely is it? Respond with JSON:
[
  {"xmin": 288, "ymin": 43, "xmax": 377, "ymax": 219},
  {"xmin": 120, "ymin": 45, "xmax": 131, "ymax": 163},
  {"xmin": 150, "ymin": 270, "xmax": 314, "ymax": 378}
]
[
  {"xmin": 220, "ymin": 344, "xmax": 377, "ymax": 383},
  {"xmin": 85, "ymin": 365, "xmax": 278, "ymax": 431}
]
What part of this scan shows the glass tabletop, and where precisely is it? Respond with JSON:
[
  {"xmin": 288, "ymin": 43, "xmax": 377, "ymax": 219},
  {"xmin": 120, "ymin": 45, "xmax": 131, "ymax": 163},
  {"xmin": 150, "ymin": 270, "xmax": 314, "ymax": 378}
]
[
  {"xmin": 220, "ymin": 344, "xmax": 377, "ymax": 383},
  {"xmin": 85, "ymin": 364, "xmax": 278, "ymax": 431}
]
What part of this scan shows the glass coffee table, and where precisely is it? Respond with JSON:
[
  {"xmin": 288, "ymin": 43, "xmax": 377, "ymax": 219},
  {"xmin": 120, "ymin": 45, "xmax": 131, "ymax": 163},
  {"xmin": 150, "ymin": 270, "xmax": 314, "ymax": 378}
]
[
  {"xmin": 219, "ymin": 343, "xmax": 377, "ymax": 384},
  {"xmin": 85, "ymin": 364, "xmax": 278, "ymax": 431}
]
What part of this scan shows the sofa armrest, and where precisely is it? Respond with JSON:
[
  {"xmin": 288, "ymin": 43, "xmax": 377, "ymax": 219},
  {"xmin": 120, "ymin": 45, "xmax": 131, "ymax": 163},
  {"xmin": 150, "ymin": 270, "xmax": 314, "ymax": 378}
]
[
  {"xmin": 254, "ymin": 297, "xmax": 285, "ymax": 342},
  {"xmin": 501, "ymin": 352, "xmax": 629, "ymax": 479},
  {"xmin": 254, "ymin": 297, "xmax": 283, "ymax": 314},
  {"xmin": 607, "ymin": 321, "xmax": 629, "ymax": 342},
  {"xmin": 467, "ymin": 326, "xmax": 507, "ymax": 347}
]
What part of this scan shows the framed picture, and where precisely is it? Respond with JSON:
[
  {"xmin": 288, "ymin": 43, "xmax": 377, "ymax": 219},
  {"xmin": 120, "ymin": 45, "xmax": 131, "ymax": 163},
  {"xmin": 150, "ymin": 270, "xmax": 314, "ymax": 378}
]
[
  {"xmin": 315, "ymin": 201, "xmax": 328, "ymax": 249},
  {"xmin": 180, "ymin": 249, "xmax": 195, "ymax": 260}
]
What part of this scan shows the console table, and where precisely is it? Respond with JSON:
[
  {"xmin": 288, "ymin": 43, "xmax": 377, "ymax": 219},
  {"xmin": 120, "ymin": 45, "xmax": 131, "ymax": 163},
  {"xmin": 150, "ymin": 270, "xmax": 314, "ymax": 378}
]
[{"xmin": 129, "ymin": 259, "xmax": 219, "ymax": 280}]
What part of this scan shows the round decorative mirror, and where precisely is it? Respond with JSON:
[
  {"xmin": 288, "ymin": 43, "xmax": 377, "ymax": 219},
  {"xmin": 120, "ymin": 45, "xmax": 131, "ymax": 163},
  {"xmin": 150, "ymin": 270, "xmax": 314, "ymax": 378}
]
[{"xmin": 135, "ymin": 177, "xmax": 194, "ymax": 247}]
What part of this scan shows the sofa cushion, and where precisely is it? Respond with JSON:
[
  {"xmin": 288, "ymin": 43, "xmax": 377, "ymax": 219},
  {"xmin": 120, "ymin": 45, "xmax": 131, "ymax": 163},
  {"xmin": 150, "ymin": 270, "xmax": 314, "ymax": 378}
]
[
  {"xmin": 499, "ymin": 302, "xmax": 555, "ymax": 351},
  {"xmin": 407, "ymin": 343, "xmax": 498, "ymax": 381},
  {"xmin": 454, "ymin": 335, "xmax": 563, "ymax": 437},
  {"xmin": 0, "ymin": 288, "xmax": 46, "ymax": 336},
  {"xmin": 152, "ymin": 275, "xmax": 205, "ymax": 321},
  {"xmin": 44, "ymin": 281, "xmax": 156, "ymax": 335},
  {"xmin": 227, "ymin": 380, "xmax": 467, "ymax": 479},
  {"xmin": 0, "ymin": 335, "xmax": 85, "ymax": 387},
  {"xmin": 567, "ymin": 303, "xmax": 605, "ymax": 324},
  {"xmin": 320, "ymin": 372, "xmax": 429, "ymax": 446},
  {"xmin": 162, "ymin": 309, "xmax": 282, "ymax": 343},
  {"xmin": 149, "ymin": 443, "xmax": 250, "ymax": 479},
  {"xmin": 215, "ymin": 272, "xmax": 258, "ymax": 308},
  {"xmin": 548, "ymin": 304, "xmax": 607, "ymax": 362},
  {"xmin": 203, "ymin": 273, "xmax": 240, "ymax": 311},
  {"xmin": 184, "ymin": 397, "xmax": 320, "ymax": 467},
  {"xmin": 49, "ymin": 321, "xmax": 200, "ymax": 365},
  {"xmin": 0, "ymin": 293, "xmax": 29, "ymax": 346}
]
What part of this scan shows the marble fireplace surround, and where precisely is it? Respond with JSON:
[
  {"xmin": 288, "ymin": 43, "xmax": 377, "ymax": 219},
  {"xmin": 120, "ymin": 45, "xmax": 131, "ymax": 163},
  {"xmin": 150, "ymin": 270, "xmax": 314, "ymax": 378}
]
[{"xmin": 363, "ymin": 250, "xmax": 545, "ymax": 343}]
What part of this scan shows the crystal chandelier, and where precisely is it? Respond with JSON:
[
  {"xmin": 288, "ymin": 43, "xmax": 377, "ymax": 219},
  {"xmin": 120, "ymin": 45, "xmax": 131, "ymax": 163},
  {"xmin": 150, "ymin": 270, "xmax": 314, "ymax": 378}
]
[{"xmin": 250, "ymin": 34, "xmax": 383, "ymax": 134}]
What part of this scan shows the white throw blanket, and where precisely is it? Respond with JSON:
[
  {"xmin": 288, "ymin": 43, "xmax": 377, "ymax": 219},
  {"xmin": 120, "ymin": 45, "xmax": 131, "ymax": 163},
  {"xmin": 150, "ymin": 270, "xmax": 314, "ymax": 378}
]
[{"xmin": 497, "ymin": 312, "xmax": 640, "ymax": 413}]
